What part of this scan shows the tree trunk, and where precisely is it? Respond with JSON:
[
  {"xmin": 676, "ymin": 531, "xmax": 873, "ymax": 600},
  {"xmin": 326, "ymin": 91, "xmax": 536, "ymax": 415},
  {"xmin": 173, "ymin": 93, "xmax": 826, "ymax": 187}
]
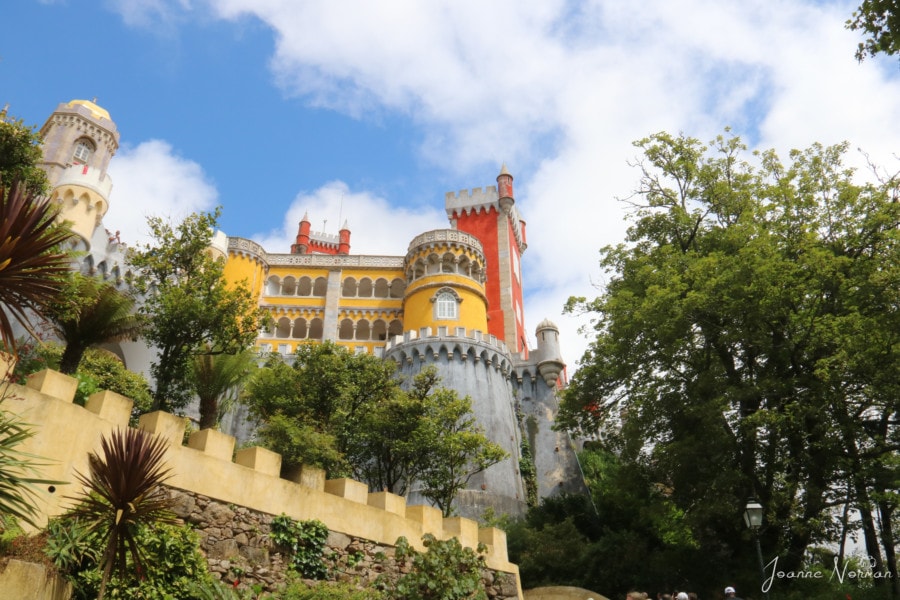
[
  {"xmin": 877, "ymin": 499, "xmax": 899, "ymax": 598},
  {"xmin": 198, "ymin": 395, "xmax": 218, "ymax": 430},
  {"xmin": 59, "ymin": 342, "xmax": 85, "ymax": 375}
]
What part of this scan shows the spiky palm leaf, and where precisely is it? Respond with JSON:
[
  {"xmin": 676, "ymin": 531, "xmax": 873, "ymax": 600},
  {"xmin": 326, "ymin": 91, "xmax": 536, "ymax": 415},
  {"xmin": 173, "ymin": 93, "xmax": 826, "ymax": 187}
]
[
  {"xmin": 0, "ymin": 180, "xmax": 74, "ymax": 352},
  {"xmin": 67, "ymin": 427, "xmax": 176, "ymax": 600},
  {"xmin": 0, "ymin": 406, "xmax": 63, "ymax": 528},
  {"xmin": 191, "ymin": 349, "xmax": 256, "ymax": 430},
  {"xmin": 45, "ymin": 274, "xmax": 144, "ymax": 374}
]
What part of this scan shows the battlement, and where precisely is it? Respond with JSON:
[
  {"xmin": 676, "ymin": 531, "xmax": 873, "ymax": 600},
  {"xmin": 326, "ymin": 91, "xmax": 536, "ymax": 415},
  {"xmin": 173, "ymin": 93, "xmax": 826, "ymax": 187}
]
[
  {"xmin": 2, "ymin": 367, "xmax": 520, "ymax": 584},
  {"xmin": 445, "ymin": 186, "xmax": 500, "ymax": 216},
  {"xmin": 385, "ymin": 327, "xmax": 517, "ymax": 376},
  {"xmin": 53, "ymin": 164, "xmax": 114, "ymax": 198}
]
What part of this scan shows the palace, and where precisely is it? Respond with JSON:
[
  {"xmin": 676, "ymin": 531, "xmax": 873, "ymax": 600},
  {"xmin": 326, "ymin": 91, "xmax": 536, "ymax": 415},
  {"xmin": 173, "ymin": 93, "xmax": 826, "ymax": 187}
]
[{"xmin": 36, "ymin": 98, "xmax": 585, "ymax": 517}]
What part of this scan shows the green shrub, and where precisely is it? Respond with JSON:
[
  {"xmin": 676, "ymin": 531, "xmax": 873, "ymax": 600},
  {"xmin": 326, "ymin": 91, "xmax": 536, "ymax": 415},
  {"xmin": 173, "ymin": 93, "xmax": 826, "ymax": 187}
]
[
  {"xmin": 270, "ymin": 514, "xmax": 329, "ymax": 579},
  {"xmin": 385, "ymin": 534, "xmax": 488, "ymax": 600},
  {"xmin": 49, "ymin": 520, "xmax": 216, "ymax": 600},
  {"xmin": 0, "ymin": 513, "xmax": 23, "ymax": 554}
]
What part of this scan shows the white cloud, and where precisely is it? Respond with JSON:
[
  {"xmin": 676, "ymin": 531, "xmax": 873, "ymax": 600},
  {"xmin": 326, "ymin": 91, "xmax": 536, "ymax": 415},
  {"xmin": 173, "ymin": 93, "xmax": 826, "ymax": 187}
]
[
  {"xmin": 107, "ymin": 0, "xmax": 900, "ymax": 367},
  {"xmin": 250, "ymin": 181, "xmax": 445, "ymax": 257},
  {"xmin": 106, "ymin": 140, "xmax": 219, "ymax": 247}
]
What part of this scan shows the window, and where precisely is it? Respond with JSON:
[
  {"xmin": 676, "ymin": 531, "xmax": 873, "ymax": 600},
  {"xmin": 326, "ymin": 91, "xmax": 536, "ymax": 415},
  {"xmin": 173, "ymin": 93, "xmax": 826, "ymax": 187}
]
[
  {"xmin": 435, "ymin": 291, "xmax": 458, "ymax": 320},
  {"xmin": 73, "ymin": 139, "xmax": 95, "ymax": 164}
]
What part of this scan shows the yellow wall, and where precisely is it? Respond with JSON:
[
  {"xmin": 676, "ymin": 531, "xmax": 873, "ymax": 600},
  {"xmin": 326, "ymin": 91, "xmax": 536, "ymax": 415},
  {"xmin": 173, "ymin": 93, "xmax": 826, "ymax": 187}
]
[
  {"xmin": 403, "ymin": 275, "xmax": 488, "ymax": 333},
  {"xmin": 2, "ymin": 369, "xmax": 522, "ymax": 597}
]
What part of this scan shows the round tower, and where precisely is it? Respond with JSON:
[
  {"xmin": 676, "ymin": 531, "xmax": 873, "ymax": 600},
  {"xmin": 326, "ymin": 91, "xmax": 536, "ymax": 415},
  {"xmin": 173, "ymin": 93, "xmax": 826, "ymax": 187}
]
[
  {"xmin": 338, "ymin": 220, "xmax": 351, "ymax": 255},
  {"xmin": 291, "ymin": 212, "xmax": 312, "ymax": 254},
  {"xmin": 401, "ymin": 229, "xmax": 489, "ymax": 335},
  {"xmin": 39, "ymin": 99, "xmax": 119, "ymax": 248},
  {"xmin": 497, "ymin": 163, "xmax": 514, "ymax": 212},
  {"xmin": 534, "ymin": 319, "xmax": 565, "ymax": 386}
]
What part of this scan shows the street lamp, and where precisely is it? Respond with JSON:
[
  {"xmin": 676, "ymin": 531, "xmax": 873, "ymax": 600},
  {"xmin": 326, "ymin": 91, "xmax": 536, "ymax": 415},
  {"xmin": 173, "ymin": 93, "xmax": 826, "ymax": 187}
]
[{"xmin": 744, "ymin": 498, "xmax": 769, "ymax": 600}]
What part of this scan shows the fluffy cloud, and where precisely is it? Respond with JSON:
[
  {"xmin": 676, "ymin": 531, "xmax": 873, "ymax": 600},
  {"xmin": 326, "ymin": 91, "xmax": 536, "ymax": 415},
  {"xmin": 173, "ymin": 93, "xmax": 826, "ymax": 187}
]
[
  {"xmin": 105, "ymin": 140, "xmax": 219, "ymax": 247},
  {"xmin": 251, "ymin": 180, "xmax": 445, "ymax": 256},
  {"xmin": 104, "ymin": 0, "xmax": 900, "ymax": 366}
]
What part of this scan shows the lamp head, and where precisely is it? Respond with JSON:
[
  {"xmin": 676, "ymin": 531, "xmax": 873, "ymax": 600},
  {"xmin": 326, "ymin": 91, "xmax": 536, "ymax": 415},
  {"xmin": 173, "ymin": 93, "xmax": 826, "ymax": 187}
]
[{"xmin": 744, "ymin": 498, "xmax": 764, "ymax": 529}]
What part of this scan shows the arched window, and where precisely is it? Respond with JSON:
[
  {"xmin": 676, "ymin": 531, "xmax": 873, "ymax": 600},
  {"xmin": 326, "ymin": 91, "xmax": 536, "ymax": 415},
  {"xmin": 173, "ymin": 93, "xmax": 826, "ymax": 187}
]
[
  {"xmin": 73, "ymin": 138, "xmax": 95, "ymax": 164},
  {"xmin": 342, "ymin": 277, "xmax": 358, "ymax": 297},
  {"xmin": 433, "ymin": 289, "xmax": 460, "ymax": 320},
  {"xmin": 298, "ymin": 277, "xmax": 312, "ymax": 296}
]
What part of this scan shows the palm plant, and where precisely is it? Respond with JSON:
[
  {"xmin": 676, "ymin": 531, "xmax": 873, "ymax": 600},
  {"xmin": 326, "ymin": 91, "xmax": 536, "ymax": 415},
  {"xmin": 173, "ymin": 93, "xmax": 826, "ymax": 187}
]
[
  {"xmin": 44, "ymin": 273, "xmax": 144, "ymax": 374},
  {"xmin": 67, "ymin": 427, "xmax": 177, "ymax": 600},
  {"xmin": 0, "ymin": 403, "xmax": 63, "ymax": 528},
  {"xmin": 0, "ymin": 179, "xmax": 74, "ymax": 353},
  {"xmin": 191, "ymin": 349, "xmax": 257, "ymax": 430}
]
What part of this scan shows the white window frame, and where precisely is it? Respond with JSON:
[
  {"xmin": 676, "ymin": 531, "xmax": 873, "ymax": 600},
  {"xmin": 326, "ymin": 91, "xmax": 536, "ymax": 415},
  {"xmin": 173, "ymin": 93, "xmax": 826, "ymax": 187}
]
[{"xmin": 431, "ymin": 287, "xmax": 461, "ymax": 321}]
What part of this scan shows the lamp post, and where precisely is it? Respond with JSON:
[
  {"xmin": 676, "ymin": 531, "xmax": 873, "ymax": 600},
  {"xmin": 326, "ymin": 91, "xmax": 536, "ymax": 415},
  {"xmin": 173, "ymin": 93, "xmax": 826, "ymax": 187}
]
[{"xmin": 744, "ymin": 498, "xmax": 769, "ymax": 600}]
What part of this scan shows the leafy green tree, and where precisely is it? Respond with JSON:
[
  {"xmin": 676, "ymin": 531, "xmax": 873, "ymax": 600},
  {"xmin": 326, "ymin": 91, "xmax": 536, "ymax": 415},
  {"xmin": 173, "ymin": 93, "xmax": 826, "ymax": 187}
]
[
  {"xmin": 42, "ymin": 273, "xmax": 144, "ymax": 374},
  {"xmin": 848, "ymin": 0, "xmax": 900, "ymax": 61},
  {"xmin": 415, "ymin": 383, "xmax": 507, "ymax": 517},
  {"xmin": 559, "ymin": 131, "xmax": 900, "ymax": 585},
  {"xmin": 126, "ymin": 209, "xmax": 263, "ymax": 412},
  {"xmin": 244, "ymin": 345, "xmax": 506, "ymax": 512},
  {"xmin": 388, "ymin": 534, "xmax": 489, "ymax": 600},
  {"xmin": 34, "ymin": 343, "xmax": 154, "ymax": 419},
  {"xmin": 0, "ymin": 180, "xmax": 73, "ymax": 354},
  {"xmin": 0, "ymin": 113, "xmax": 49, "ymax": 194},
  {"xmin": 343, "ymin": 367, "xmax": 506, "ymax": 507},
  {"xmin": 190, "ymin": 349, "xmax": 257, "ymax": 430},
  {"xmin": 243, "ymin": 342, "xmax": 400, "ymax": 477}
]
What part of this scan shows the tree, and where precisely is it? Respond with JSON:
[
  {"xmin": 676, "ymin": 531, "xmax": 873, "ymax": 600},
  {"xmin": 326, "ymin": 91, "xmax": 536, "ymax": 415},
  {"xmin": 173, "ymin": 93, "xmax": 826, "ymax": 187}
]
[
  {"xmin": 242, "ymin": 341, "xmax": 400, "ymax": 478},
  {"xmin": 126, "ymin": 209, "xmax": 263, "ymax": 412},
  {"xmin": 0, "ymin": 180, "xmax": 73, "ymax": 354},
  {"xmin": 33, "ymin": 343, "xmax": 154, "ymax": 420},
  {"xmin": 848, "ymin": 0, "xmax": 900, "ymax": 61},
  {"xmin": 559, "ymin": 131, "xmax": 900, "ymax": 585},
  {"xmin": 243, "ymin": 345, "xmax": 507, "ymax": 512},
  {"xmin": 66, "ymin": 427, "xmax": 177, "ymax": 600},
  {"xmin": 42, "ymin": 273, "xmax": 144, "ymax": 374},
  {"xmin": 412, "ymin": 372, "xmax": 507, "ymax": 517},
  {"xmin": 190, "ymin": 349, "xmax": 257, "ymax": 430},
  {"xmin": 0, "ymin": 113, "xmax": 49, "ymax": 194}
]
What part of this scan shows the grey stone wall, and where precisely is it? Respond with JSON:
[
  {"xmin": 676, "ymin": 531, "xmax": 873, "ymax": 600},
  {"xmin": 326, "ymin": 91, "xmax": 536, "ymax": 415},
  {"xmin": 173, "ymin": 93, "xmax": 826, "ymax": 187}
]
[{"xmin": 168, "ymin": 487, "xmax": 518, "ymax": 598}]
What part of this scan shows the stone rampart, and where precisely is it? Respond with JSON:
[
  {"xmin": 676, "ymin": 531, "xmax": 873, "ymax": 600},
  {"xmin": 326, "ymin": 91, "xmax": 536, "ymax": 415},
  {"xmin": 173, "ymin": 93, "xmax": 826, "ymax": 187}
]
[{"xmin": 1, "ymin": 368, "xmax": 522, "ymax": 598}]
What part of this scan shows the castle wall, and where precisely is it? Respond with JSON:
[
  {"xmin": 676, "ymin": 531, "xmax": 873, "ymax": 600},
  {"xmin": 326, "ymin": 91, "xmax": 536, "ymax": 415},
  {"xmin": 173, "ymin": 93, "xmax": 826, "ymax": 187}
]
[
  {"xmin": 385, "ymin": 329, "xmax": 527, "ymax": 518},
  {"xmin": 1, "ymin": 368, "xmax": 522, "ymax": 598},
  {"xmin": 512, "ymin": 370, "xmax": 589, "ymax": 499}
]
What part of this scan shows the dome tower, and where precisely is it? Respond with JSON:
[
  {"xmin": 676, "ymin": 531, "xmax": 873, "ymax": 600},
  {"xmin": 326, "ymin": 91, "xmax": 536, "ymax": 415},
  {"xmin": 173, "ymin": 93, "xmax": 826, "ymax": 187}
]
[
  {"xmin": 39, "ymin": 99, "xmax": 119, "ymax": 248},
  {"xmin": 401, "ymin": 229, "xmax": 489, "ymax": 335}
]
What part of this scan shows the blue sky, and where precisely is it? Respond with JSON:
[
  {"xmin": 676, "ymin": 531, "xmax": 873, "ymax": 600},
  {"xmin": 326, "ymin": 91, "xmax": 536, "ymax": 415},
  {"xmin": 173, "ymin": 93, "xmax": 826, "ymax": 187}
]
[{"xmin": 3, "ymin": 0, "xmax": 900, "ymax": 367}]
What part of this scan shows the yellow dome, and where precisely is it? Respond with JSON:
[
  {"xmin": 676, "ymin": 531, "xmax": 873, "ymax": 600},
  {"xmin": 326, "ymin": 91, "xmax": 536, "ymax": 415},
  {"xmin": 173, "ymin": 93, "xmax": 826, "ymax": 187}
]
[{"xmin": 67, "ymin": 99, "xmax": 111, "ymax": 121}]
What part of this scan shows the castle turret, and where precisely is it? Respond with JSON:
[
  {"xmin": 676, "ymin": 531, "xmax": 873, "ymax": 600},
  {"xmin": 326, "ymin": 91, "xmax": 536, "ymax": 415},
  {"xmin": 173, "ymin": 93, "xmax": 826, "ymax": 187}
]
[
  {"xmin": 291, "ymin": 212, "xmax": 312, "ymax": 254},
  {"xmin": 534, "ymin": 319, "xmax": 565, "ymax": 386},
  {"xmin": 401, "ymin": 229, "xmax": 489, "ymax": 334},
  {"xmin": 338, "ymin": 220, "xmax": 351, "ymax": 255},
  {"xmin": 497, "ymin": 163, "xmax": 514, "ymax": 211},
  {"xmin": 39, "ymin": 99, "xmax": 119, "ymax": 248}
]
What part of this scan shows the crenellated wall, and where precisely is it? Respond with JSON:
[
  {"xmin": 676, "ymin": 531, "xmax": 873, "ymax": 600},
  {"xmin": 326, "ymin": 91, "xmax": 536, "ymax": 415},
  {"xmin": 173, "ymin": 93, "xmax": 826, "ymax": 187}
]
[{"xmin": 1, "ymin": 368, "xmax": 522, "ymax": 599}]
